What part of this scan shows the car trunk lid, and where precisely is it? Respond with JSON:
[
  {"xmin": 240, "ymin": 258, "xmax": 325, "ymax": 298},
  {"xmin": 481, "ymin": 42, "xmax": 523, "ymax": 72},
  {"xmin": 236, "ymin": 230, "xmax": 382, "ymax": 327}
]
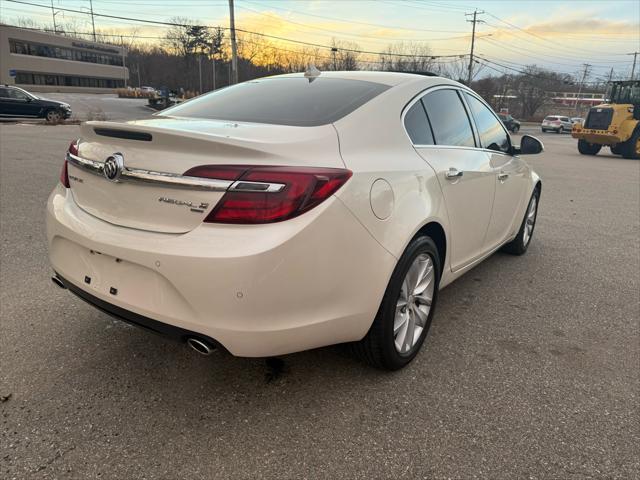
[{"xmin": 69, "ymin": 118, "xmax": 343, "ymax": 233}]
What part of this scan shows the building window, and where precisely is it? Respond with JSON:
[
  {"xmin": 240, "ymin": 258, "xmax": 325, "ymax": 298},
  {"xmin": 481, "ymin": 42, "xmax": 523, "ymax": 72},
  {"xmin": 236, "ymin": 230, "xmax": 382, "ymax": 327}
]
[
  {"xmin": 15, "ymin": 71, "xmax": 124, "ymax": 89},
  {"xmin": 9, "ymin": 38, "xmax": 124, "ymax": 66}
]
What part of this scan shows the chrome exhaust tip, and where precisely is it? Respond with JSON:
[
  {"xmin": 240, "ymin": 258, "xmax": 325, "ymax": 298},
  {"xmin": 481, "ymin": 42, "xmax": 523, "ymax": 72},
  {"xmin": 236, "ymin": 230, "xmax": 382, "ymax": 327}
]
[
  {"xmin": 51, "ymin": 275, "xmax": 66, "ymax": 289},
  {"xmin": 186, "ymin": 337, "xmax": 216, "ymax": 356}
]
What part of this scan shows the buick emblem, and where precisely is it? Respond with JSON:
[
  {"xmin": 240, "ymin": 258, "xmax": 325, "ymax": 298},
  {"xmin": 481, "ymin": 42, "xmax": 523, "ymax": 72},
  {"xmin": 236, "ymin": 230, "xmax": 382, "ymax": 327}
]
[{"xmin": 103, "ymin": 153, "xmax": 124, "ymax": 182}]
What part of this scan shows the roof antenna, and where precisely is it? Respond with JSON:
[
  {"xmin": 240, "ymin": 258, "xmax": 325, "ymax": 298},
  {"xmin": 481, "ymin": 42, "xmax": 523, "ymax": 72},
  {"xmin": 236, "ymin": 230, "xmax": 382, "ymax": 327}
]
[{"xmin": 304, "ymin": 64, "xmax": 321, "ymax": 83}]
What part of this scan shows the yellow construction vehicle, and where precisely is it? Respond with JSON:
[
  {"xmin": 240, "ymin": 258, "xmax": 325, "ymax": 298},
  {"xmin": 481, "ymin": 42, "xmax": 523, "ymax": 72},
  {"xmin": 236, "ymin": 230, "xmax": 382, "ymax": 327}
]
[{"xmin": 572, "ymin": 80, "xmax": 640, "ymax": 159}]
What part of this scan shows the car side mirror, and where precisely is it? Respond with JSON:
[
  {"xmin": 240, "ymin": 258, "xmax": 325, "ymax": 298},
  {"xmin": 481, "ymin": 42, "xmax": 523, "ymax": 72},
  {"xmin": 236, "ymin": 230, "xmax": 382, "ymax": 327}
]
[{"xmin": 512, "ymin": 135, "xmax": 544, "ymax": 155}]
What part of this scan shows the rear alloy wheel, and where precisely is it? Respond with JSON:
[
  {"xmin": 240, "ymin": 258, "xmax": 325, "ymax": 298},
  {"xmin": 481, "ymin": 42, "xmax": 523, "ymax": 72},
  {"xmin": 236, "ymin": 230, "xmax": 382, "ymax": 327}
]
[
  {"xmin": 578, "ymin": 139, "xmax": 602, "ymax": 155},
  {"xmin": 512, "ymin": 125, "xmax": 520, "ymax": 134},
  {"xmin": 352, "ymin": 236, "xmax": 440, "ymax": 370},
  {"xmin": 557, "ymin": 126, "xmax": 563, "ymax": 134},
  {"xmin": 502, "ymin": 189, "xmax": 540, "ymax": 256},
  {"xmin": 45, "ymin": 109, "xmax": 62, "ymax": 124},
  {"xmin": 620, "ymin": 129, "xmax": 640, "ymax": 159}
]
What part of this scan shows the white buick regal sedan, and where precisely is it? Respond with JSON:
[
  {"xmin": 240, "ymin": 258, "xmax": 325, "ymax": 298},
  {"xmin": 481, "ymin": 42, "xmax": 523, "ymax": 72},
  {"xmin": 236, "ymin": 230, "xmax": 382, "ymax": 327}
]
[{"xmin": 47, "ymin": 71, "xmax": 542, "ymax": 370}]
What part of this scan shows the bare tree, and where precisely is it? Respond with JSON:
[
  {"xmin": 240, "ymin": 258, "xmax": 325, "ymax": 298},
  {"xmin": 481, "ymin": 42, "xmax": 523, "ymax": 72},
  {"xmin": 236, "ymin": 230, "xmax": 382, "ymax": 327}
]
[{"xmin": 378, "ymin": 42, "xmax": 434, "ymax": 73}]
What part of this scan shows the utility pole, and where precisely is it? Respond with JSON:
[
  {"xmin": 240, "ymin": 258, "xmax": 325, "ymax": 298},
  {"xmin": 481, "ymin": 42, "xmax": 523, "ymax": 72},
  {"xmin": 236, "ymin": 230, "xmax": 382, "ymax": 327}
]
[
  {"xmin": 607, "ymin": 67, "xmax": 614, "ymax": 83},
  {"xmin": 50, "ymin": 0, "xmax": 59, "ymax": 33},
  {"xmin": 575, "ymin": 63, "xmax": 592, "ymax": 113},
  {"xmin": 212, "ymin": 56, "xmax": 216, "ymax": 91},
  {"xmin": 628, "ymin": 52, "xmax": 639, "ymax": 80},
  {"xmin": 120, "ymin": 36, "xmax": 127, "ymax": 87},
  {"xmin": 465, "ymin": 9, "xmax": 484, "ymax": 85},
  {"xmin": 88, "ymin": 0, "xmax": 96, "ymax": 41},
  {"xmin": 211, "ymin": 40, "xmax": 217, "ymax": 91},
  {"xmin": 228, "ymin": 0, "xmax": 239, "ymax": 84},
  {"xmin": 198, "ymin": 55, "xmax": 203, "ymax": 93}
]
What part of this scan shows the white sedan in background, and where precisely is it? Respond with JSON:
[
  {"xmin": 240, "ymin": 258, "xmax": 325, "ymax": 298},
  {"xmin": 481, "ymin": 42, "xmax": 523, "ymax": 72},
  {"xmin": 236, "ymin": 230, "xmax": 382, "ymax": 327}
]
[{"xmin": 48, "ymin": 71, "xmax": 542, "ymax": 370}]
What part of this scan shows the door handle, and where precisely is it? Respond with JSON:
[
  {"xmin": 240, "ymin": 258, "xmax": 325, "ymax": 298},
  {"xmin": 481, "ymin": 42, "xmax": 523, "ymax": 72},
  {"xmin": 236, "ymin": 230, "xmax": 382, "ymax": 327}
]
[
  {"xmin": 498, "ymin": 172, "xmax": 509, "ymax": 181},
  {"xmin": 446, "ymin": 168, "xmax": 463, "ymax": 179}
]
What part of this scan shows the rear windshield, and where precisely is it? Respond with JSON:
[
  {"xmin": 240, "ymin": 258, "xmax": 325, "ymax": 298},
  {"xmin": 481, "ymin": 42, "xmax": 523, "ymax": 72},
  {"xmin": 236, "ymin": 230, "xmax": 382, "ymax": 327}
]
[
  {"xmin": 545, "ymin": 116, "xmax": 559, "ymax": 120},
  {"xmin": 160, "ymin": 77, "xmax": 390, "ymax": 127}
]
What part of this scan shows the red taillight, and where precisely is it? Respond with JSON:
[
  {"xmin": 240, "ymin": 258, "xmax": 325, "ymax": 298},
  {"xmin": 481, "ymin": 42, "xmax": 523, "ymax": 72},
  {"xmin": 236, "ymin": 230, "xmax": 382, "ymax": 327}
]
[
  {"xmin": 60, "ymin": 160, "xmax": 70, "ymax": 188},
  {"xmin": 60, "ymin": 139, "xmax": 78, "ymax": 188},
  {"xmin": 68, "ymin": 139, "xmax": 79, "ymax": 157},
  {"xmin": 185, "ymin": 165, "xmax": 352, "ymax": 224}
]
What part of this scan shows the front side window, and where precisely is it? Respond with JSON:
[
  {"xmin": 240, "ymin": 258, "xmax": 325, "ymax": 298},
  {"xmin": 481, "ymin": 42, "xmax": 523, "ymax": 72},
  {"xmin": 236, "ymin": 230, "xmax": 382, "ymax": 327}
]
[
  {"xmin": 160, "ymin": 77, "xmax": 390, "ymax": 127},
  {"xmin": 404, "ymin": 100, "xmax": 434, "ymax": 145},
  {"xmin": 464, "ymin": 93, "xmax": 510, "ymax": 153},
  {"xmin": 421, "ymin": 89, "xmax": 475, "ymax": 147}
]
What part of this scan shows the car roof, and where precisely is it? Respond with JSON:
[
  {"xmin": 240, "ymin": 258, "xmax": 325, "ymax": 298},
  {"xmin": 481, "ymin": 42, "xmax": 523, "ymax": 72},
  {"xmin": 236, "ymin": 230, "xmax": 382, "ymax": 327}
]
[{"xmin": 269, "ymin": 71, "xmax": 460, "ymax": 87}]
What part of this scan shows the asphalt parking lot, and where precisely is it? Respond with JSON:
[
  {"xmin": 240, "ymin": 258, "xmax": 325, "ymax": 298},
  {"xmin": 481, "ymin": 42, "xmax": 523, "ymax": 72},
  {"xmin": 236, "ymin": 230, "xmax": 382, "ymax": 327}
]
[{"xmin": 1, "ymin": 123, "xmax": 638, "ymax": 479}]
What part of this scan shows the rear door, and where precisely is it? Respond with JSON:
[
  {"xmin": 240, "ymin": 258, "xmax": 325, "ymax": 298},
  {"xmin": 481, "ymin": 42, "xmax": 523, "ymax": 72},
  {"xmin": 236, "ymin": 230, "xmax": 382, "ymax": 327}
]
[
  {"xmin": 412, "ymin": 88, "xmax": 495, "ymax": 271},
  {"xmin": 462, "ymin": 92, "xmax": 527, "ymax": 249}
]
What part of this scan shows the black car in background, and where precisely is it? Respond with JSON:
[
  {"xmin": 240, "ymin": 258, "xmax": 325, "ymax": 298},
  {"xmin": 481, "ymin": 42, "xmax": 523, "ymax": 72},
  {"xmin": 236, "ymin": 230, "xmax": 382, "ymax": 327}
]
[
  {"xmin": 498, "ymin": 113, "xmax": 521, "ymax": 133},
  {"xmin": 0, "ymin": 85, "xmax": 72, "ymax": 122}
]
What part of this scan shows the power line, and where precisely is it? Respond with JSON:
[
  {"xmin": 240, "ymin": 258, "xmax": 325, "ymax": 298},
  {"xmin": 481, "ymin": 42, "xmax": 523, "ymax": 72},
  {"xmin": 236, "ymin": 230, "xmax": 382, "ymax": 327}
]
[
  {"xmin": 238, "ymin": 0, "xmax": 469, "ymax": 34},
  {"xmin": 235, "ymin": 3, "xmax": 472, "ymax": 43},
  {"xmin": 484, "ymin": 12, "xmax": 634, "ymax": 57},
  {"xmin": 478, "ymin": 37, "xmax": 632, "ymax": 68},
  {"xmin": 3, "ymin": 0, "xmax": 468, "ymax": 58}
]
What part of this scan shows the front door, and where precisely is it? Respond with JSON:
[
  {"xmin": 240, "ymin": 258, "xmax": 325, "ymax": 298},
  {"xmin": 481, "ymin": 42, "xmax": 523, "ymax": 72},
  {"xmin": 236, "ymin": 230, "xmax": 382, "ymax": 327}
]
[
  {"xmin": 461, "ymin": 92, "xmax": 527, "ymax": 250},
  {"xmin": 0, "ymin": 87, "xmax": 40, "ymax": 117},
  {"xmin": 484, "ymin": 153, "xmax": 527, "ymax": 249}
]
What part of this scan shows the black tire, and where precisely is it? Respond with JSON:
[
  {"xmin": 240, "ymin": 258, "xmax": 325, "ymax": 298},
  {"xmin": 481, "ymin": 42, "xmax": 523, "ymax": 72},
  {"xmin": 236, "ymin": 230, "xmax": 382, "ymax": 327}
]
[
  {"xmin": 512, "ymin": 125, "xmax": 520, "ymax": 134},
  {"xmin": 578, "ymin": 139, "xmax": 602, "ymax": 155},
  {"xmin": 557, "ymin": 126, "xmax": 563, "ymax": 134},
  {"xmin": 610, "ymin": 144, "xmax": 622, "ymax": 155},
  {"xmin": 502, "ymin": 188, "xmax": 540, "ymax": 256},
  {"xmin": 620, "ymin": 128, "xmax": 640, "ymax": 159},
  {"xmin": 352, "ymin": 236, "xmax": 441, "ymax": 370},
  {"xmin": 541, "ymin": 128, "xmax": 547, "ymax": 133},
  {"xmin": 45, "ymin": 109, "xmax": 62, "ymax": 124}
]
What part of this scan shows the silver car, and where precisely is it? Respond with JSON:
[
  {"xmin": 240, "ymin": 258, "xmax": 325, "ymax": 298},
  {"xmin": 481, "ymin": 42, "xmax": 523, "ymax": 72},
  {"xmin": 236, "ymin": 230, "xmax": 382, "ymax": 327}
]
[{"xmin": 541, "ymin": 115, "xmax": 573, "ymax": 133}]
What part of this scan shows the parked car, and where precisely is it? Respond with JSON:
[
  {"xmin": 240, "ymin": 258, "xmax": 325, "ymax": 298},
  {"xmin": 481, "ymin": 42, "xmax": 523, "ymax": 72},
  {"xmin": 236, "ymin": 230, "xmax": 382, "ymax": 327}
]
[
  {"xmin": 0, "ymin": 85, "xmax": 71, "ymax": 122},
  {"xmin": 498, "ymin": 113, "xmax": 521, "ymax": 133},
  {"xmin": 48, "ymin": 72, "xmax": 543, "ymax": 370},
  {"xmin": 571, "ymin": 117, "xmax": 585, "ymax": 125},
  {"xmin": 541, "ymin": 115, "xmax": 572, "ymax": 133},
  {"xmin": 139, "ymin": 86, "xmax": 157, "ymax": 95}
]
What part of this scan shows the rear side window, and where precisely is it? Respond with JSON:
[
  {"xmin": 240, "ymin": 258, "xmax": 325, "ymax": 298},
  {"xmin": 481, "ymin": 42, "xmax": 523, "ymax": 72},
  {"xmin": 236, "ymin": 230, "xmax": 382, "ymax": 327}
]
[
  {"xmin": 422, "ymin": 89, "xmax": 475, "ymax": 147},
  {"xmin": 464, "ymin": 93, "xmax": 510, "ymax": 153},
  {"xmin": 0, "ymin": 87, "xmax": 9, "ymax": 98},
  {"xmin": 160, "ymin": 77, "xmax": 390, "ymax": 127},
  {"xmin": 404, "ymin": 100, "xmax": 434, "ymax": 145}
]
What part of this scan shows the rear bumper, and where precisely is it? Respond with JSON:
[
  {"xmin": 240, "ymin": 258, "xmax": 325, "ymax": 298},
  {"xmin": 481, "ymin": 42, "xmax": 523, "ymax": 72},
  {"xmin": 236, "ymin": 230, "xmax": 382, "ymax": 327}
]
[
  {"xmin": 46, "ymin": 185, "xmax": 395, "ymax": 357},
  {"xmin": 55, "ymin": 272, "xmax": 223, "ymax": 349},
  {"xmin": 571, "ymin": 128, "xmax": 625, "ymax": 144}
]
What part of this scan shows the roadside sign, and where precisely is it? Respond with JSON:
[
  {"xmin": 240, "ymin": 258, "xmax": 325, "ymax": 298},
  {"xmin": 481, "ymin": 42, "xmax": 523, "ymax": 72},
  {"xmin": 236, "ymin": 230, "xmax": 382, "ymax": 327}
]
[{"xmin": 9, "ymin": 69, "xmax": 16, "ymax": 77}]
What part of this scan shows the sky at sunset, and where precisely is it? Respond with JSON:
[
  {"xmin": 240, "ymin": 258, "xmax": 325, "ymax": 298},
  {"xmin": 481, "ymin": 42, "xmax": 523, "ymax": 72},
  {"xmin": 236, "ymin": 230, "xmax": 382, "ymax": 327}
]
[{"xmin": 1, "ymin": 0, "xmax": 639, "ymax": 80}]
